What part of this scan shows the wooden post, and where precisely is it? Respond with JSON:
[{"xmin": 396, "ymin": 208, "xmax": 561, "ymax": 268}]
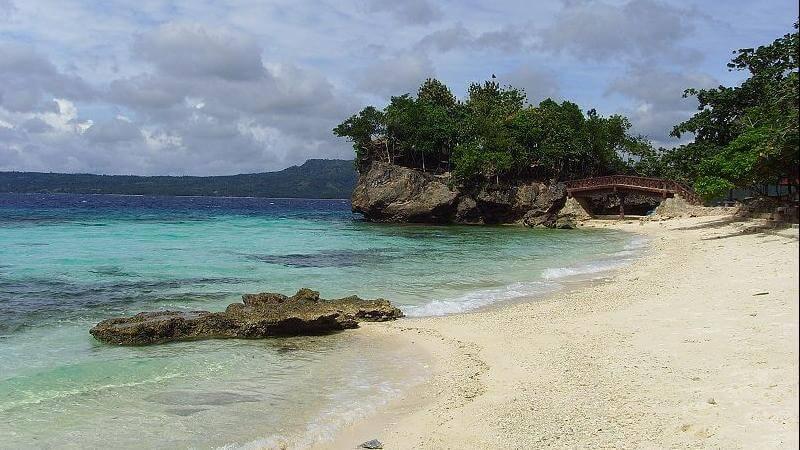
[{"xmin": 619, "ymin": 192, "xmax": 626, "ymax": 219}]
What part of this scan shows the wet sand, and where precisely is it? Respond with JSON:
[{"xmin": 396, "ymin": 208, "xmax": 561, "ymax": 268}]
[{"xmin": 318, "ymin": 216, "xmax": 799, "ymax": 449}]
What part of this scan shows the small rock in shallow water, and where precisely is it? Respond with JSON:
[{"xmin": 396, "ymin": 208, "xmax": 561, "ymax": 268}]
[
  {"xmin": 359, "ymin": 439, "xmax": 383, "ymax": 449},
  {"xmin": 707, "ymin": 397, "xmax": 717, "ymax": 405}
]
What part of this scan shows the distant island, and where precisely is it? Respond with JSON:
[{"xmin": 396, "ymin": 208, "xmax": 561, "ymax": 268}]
[{"xmin": 0, "ymin": 159, "xmax": 357, "ymax": 198}]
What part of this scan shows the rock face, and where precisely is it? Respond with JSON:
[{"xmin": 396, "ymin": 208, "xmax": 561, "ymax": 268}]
[
  {"xmin": 90, "ymin": 288, "xmax": 403, "ymax": 345},
  {"xmin": 352, "ymin": 161, "xmax": 569, "ymax": 227},
  {"xmin": 351, "ymin": 162, "xmax": 459, "ymax": 223},
  {"xmin": 546, "ymin": 196, "xmax": 593, "ymax": 229},
  {"xmin": 653, "ymin": 195, "xmax": 735, "ymax": 219}
]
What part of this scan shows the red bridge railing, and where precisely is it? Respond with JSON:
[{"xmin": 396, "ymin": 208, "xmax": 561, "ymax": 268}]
[{"xmin": 565, "ymin": 175, "xmax": 703, "ymax": 205}]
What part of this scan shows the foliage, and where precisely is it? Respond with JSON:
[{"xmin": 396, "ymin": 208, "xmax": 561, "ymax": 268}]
[
  {"xmin": 334, "ymin": 78, "xmax": 642, "ymax": 183},
  {"xmin": 667, "ymin": 22, "xmax": 799, "ymax": 199},
  {"xmin": 0, "ymin": 159, "xmax": 357, "ymax": 198},
  {"xmin": 332, "ymin": 106, "xmax": 385, "ymax": 162},
  {"xmin": 335, "ymin": 23, "xmax": 800, "ymax": 199}
]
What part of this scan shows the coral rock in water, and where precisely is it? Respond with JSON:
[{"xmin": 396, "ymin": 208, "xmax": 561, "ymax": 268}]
[{"xmin": 90, "ymin": 288, "xmax": 403, "ymax": 345}]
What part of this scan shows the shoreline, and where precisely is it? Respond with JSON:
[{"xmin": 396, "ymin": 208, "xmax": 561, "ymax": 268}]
[{"xmin": 316, "ymin": 215, "xmax": 799, "ymax": 449}]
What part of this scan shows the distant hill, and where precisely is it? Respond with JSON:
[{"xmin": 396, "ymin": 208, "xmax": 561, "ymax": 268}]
[{"xmin": 0, "ymin": 159, "xmax": 357, "ymax": 199}]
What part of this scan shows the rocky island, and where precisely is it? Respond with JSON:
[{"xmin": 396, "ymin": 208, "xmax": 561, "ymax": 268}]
[
  {"xmin": 352, "ymin": 160, "xmax": 578, "ymax": 227},
  {"xmin": 334, "ymin": 79, "xmax": 663, "ymax": 228},
  {"xmin": 90, "ymin": 288, "xmax": 403, "ymax": 345}
]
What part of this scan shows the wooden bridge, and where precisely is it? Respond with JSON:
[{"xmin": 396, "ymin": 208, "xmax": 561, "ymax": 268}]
[{"xmin": 565, "ymin": 175, "xmax": 703, "ymax": 218}]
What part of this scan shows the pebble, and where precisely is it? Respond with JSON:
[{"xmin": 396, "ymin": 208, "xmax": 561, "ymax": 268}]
[{"xmin": 359, "ymin": 439, "xmax": 384, "ymax": 449}]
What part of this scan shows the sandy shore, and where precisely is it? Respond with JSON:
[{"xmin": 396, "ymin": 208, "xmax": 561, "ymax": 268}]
[{"xmin": 316, "ymin": 215, "xmax": 798, "ymax": 449}]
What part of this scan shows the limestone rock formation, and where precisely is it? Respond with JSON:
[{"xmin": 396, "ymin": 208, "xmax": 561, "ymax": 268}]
[
  {"xmin": 351, "ymin": 162, "xmax": 459, "ymax": 223},
  {"xmin": 550, "ymin": 197, "xmax": 593, "ymax": 228},
  {"xmin": 90, "ymin": 288, "xmax": 403, "ymax": 345},
  {"xmin": 351, "ymin": 161, "xmax": 568, "ymax": 227}
]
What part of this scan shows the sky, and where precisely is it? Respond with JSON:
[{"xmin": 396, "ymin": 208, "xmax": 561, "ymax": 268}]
[{"xmin": 0, "ymin": 0, "xmax": 797, "ymax": 175}]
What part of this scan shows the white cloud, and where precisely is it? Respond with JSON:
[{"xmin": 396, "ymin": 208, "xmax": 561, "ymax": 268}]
[
  {"xmin": 0, "ymin": 0, "xmax": 796, "ymax": 174},
  {"xmin": 28, "ymin": 98, "xmax": 92, "ymax": 134},
  {"xmin": 358, "ymin": 53, "xmax": 435, "ymax": 97},
  {"xmin": 416, "ymin": 23, "xmax": 532, "ymax": 53},
  {"xmin": 499, "ymin": 66, "xmax": 560, "ymax": 104},
  {"xmin": 0, "ymin": 42, "xmax": 95, "ymax": 112},
  {"xmin": 538, "ymin": 0, "xmax": 702, "ymax": 63},
  {"xmin": 362, "ymin": 0, "xmax": 442, "ymax": 25},
  {"xmin": 132, "ymin": 23, "xmax": 266, "ymax": 81},
  {"xmin": 607, "ymin": 67, "xmax": 718, "ymax": 146}
]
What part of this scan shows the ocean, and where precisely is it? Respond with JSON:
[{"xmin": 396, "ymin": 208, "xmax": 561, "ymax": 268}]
[{"xmin": 0, "ymin": 193, "xmax": 642, "ymax": 448}]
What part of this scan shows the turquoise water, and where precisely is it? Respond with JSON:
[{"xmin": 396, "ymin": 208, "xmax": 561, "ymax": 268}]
[{"xmin": 0, "ymin": 193, "xmax": 639, "ymax": 448}]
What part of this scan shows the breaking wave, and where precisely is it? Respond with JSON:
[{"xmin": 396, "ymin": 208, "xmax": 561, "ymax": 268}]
[{"xmin": 404, "ymin": 235, "xmax": 649, "ymax": 317}]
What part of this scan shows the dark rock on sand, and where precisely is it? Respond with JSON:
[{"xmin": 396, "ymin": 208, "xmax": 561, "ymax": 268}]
[
  {"xmin": 359, "ymin": 439, "xmax": 384, "ymax": 449},
  {"xmin": 89, "ymin": 288, "xmax": 403, "ymax": 345}
]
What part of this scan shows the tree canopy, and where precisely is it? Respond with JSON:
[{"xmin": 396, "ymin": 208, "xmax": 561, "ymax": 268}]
[
  {"xmin": 335, "ymin": 23, "xmax": 798, "ymax": 201},
  {"xmin": 638, "ymin": 23, "xmax": 799, "ymax": 200},
  {"xmin": 334, "ymin": 79, "xmax": 642, "ymax": 183}
]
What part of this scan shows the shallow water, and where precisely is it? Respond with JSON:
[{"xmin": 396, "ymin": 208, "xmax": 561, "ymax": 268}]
[{"xmin": 0, "ymin": 193, "xmax": 639, "ymax": 448}]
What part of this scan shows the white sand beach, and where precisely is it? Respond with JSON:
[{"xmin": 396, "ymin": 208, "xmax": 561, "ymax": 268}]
[{"xmin": 320, "ymin": 216, "xmax": 799, "ymax": 449}]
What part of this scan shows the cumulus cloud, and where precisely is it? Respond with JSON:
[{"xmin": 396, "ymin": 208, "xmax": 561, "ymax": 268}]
[
  {"xmin": 0, "ymin": 21, "xmax": 357, "ymax": 175},
  {"xmin": 84, "ymin": 118, "xmax": 144, "ymax": 144},
  {"xmin": 0, "ymin": 23, "xmax": 344, "ymax": 174},
  {"xmin": 499, "ymin": 66, "xmax": 561, "ymax": 104},
  {"xmin": 607, "ymin": 67, "xmax": 718, "ymax": 145},
  {"xmin": 19, "ymin": 117, "xmax": 53, "ymax": 134},
  {"xmin": 132, "ymin": 23, "xmax": 266, "ymax": 81},
  {"xmin": 357, "ymin": 53, "xmax": 435, "ymax": 97},
  {"xmin": 0, "ymin": 43, "xmax": 94, "ymax": 112},
  {"xmin": 108, "ymin": 74, "xmax": 188, "ymax": 110},
  {"xmin": 0, "ymin": 0, "xmax": 793, "ymax": 175},
  {"xmin": 539, "ymin": 0, "xmax": 701, "ymax": 63},
  {"xmin": 416, "ymin": 23, "xmax": 531, "ymax": 53},
  {"xmin": 363, "ymin": 0, "xmax": 442, "ymax": 25},
  {"xmin": 0, "ymin": 98, "xmax": 95, "ymax": 173},
  {"xmin": 35, "ymin": 98, "xmax": 93, "ymax": 134}
]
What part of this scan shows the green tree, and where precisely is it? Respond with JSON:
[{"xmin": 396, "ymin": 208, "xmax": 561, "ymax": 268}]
[
  {"xmin": 416, "ymin": 79, "xmax": 461, "ymax": 171},
  {"xmin": 417, "ymin": 78, "xmax": 457, "ymax": 111},
  {"xmin": 332, "ymin": 106, "xmax": 386, "ymax": 162},
  {"xmin": 334, "ymin": 78, "xmax": 644, "ymax": 184},
  {"xmin": 671, "ymin": 23, "xmax": 799, "ymax": 199},
  {"xmin": 454, "ymin": 81, "xmax": 526, "ymax": 179}
]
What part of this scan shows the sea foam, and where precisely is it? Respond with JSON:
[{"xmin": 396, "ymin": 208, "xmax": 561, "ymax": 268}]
[
  {"xmin": 402, "ymin": 281, "xmax": 560, "ymax": 317},
  {"xmin": 403, "ymin": 235, "xmax": 649, "ymax": 317}
]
